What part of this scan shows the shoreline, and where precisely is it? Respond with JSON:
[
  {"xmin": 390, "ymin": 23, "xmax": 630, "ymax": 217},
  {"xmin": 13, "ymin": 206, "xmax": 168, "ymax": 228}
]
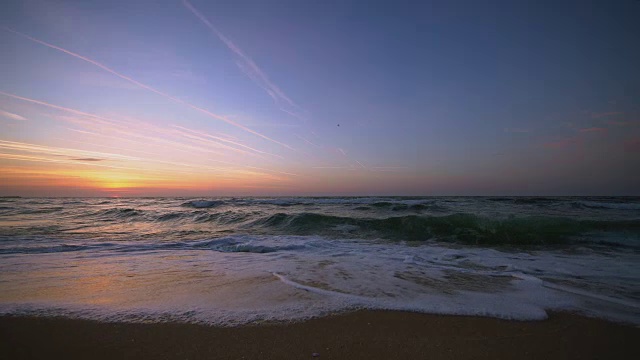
[{"xmin": 2, "ymin": 310, "xmax": 638, "ymax": 359}]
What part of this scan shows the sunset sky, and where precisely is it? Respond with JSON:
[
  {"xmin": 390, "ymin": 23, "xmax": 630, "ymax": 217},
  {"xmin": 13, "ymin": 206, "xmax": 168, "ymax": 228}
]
[{"xmin": 1, "ymin": 0, "xmax": 639, "ymax": 196}]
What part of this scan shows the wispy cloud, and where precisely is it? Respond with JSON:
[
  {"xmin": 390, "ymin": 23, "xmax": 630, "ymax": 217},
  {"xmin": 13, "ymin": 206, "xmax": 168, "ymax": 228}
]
[
  {"xmin": 0, "ymin": 109, "xmax": 27, "ymax": 121},
  {"xmin": 354, "ymin": 159, "xmax": 367, "ymax": 169},
  {"xmin": 543, "ymin": 137, "xmax": 582, "ymax": 149},
  {"xmin": 606, "ymin": 120, "xmax": 639, "ymax": 126},
  {"xmin": 0, "ymin": 92, "xmax": 285, "ymax": 166},
  {"xmin": 503, "ymin": 127, "xmax": 530, "ymax": 133},
  {"xmin": 0, "ymin": 92, "xmax": 213, "ymax": 158},
  {"xmin": 295, "ymin": 134, "xmax": 321, "ymax": 148},
  {"xmin": 172, "ymin": 125, "xmax": 284, "ymax": 159},
  {"xmin": 0, "ymin": 91, "xmax": 118, "ymax": 127},
  {"xmin": 0, "ymin": 139, "xmax": 295, "ymax": 181},
  {"xmin": 0, "ymin": 140, "xmax": 139, "ymax": 162},
  {"xmin": 61, "ymin": 131, "xmax": 165, "ymax": 158},
  {"xmin": 369, "ymin": 166, "xmax": 409, "ymax": 172},
  {"xmin": 3, "ymin": 27, "xmax": 296, "ymax": 151},
  {"xmin": 0, "ymin": 152, "xmax": 138, "ymax": 172},
  {"xmin": 333, "ymin": 165, "xmax": 359, "ymax": 171},
  {"xmin": 74, "ymin": 70, "xmax": 141, "ymax": 90},
  {"xmin": 591, "ymin": 111, "xmax": 623, "ymax": 119},
  {"xmin": 70, "ymin": 157, "xmax": 104, "ymax": 162},
  {"xmin": 182, "ymin": 0, "xmax": 308, "ymax": 121},
  {"xmin": 579, "ymin": 127, "xmax": 607, "ymax": 133},
  {"xmin": 172, "ymin": 125, "xmax": 283, "ymax": 158},
  {"xmin": 0, "ymin": 92, "xmax": 299, "ymax": 179},
  {"xmin": 61, "ymin": 114, "xmax": 233, "ymax": 158},
  {"xmin": 543, "ymin": 127, "xmax": 608, "ymax": 150},
  {"xmin": 312, "ymin": 165, "xmax": 405, "ymax": 173}
]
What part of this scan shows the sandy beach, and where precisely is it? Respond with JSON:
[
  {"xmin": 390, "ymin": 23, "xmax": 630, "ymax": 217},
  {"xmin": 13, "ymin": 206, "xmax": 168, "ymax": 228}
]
[{"xmin": 1, "ymin": 310, "xmax": 638, "ymax": 359}]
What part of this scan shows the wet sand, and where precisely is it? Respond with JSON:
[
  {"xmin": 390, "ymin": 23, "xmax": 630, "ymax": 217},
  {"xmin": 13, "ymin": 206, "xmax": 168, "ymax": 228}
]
[{"xmin": 1, "ymin": 311, "xmax": 638, "ymax": 359}]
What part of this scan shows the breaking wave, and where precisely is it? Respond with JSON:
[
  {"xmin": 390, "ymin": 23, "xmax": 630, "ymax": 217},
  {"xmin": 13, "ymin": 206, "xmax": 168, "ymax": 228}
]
[{"xmin": 249, "ymin": 212, "xmax": 640, "ymax": 245}]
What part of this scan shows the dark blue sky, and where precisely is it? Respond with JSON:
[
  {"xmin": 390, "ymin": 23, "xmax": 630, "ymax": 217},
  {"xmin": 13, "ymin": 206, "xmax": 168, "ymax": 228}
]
[{"xmin": 1, "ymin": 0, "xmax": 639, "ymax": 195}]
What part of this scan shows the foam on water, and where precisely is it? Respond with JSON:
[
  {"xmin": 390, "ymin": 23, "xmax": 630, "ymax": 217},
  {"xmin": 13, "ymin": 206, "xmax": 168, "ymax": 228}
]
[
  {"xmin": 577, "ymin": 201, "xmax": 640, "ymax": 210},
  {"xmin": 1, "ymin": 234, "xmax": 638, "ymax": 326},
  {"xmin": 2, "ymin": 196, "xmax": 639, "ymax": 325}
]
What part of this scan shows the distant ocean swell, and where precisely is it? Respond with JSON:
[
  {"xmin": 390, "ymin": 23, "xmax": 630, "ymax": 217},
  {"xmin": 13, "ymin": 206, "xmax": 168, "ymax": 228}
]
[{"xmin": 3, "ymin": 209, "xmax": 639, "ymax": 246}]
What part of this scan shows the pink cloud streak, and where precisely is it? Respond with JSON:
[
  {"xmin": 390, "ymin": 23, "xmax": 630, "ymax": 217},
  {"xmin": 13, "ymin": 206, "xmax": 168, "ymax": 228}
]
[
  {"xmin": 579, "ymin": 127, "xmax": 608, "ymax": 133},
  {"xmin": 3, "ymin": 27, "xmax": 296, "ymax": 151},
  {"xmin": 0, "ymin": 109, "xmax": 27, "ymax": 121},
  {"xmin": 543, "ymin": 137, "xmax": 582, "ymax": 149},
  {"xmin": 0, "ymin": 92, "xmax": 297, "ymax": 178},
  {"xmin": 591, "ymin": 111, "xmax": 623, "ymax": 119}
]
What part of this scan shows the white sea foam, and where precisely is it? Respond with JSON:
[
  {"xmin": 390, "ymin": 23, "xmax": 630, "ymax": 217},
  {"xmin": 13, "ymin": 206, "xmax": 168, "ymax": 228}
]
[
  {"xmin": 240, "ymin": 197, "xmax": 435, "ymax": 206},
  {"xmin": 1, "ymin": 235, "xmax": 638, "ymax": 326},
  {"xmin": 578, "ymin": 201, "xmax": 640, "ymax": 210}
]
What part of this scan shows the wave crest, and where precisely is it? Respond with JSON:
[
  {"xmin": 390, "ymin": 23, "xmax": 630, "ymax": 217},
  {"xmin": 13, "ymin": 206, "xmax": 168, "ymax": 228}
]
[{"xmin": 248, "ymin": 212, "xmax": 640, "ymax": 245}]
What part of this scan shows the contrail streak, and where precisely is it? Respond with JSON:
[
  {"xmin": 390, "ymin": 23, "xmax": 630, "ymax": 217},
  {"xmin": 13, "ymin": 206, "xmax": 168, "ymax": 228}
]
[
  {"xmin": 0, "ymin": 109, "xmax": 27, "ymax": 121},
  {"xmin": 0, "ymin": 139, "xmax": 292, "ymax": 178},
  {"xmin": 182, "ymin": 0, "xmax": 307, "ymax": 120},
  {"xmin": 3, "ymin": 27, "xmax": 296, "ymax": 151},
  {"xmin": 0, "ymin": 152, "xmax": 142, "ymax": 171},
  {"xmin": 0, "ymin": 92, "xmax": 298, "ymax": 178},
  {"xmin": 170, "ymin": 128, "xmax": 260, "ymax": 158},
  {"xmin": 295, "ymin": 134, "xmax": 321, "ymax": 148},
  {"xmin": 0, "ymin": 90, "xmax": 115, "ymax": 125},
  {"xmin": 172, "ymin": 125, "xmax": 284, "ymax": 159},
  {"xmin": 354, "ymin": 159, "xmax": 367, "ymax": 169},
  {"xmin": 0, "ymin": 91, "xmax": 223, "ymax": 157},
  {"xmin": 0, "ymin": 140, "xmax": 140, "ymax": 161},
  {"xmin": 58, "ymin": 114, "xmax": 232, "ymax": 158}
]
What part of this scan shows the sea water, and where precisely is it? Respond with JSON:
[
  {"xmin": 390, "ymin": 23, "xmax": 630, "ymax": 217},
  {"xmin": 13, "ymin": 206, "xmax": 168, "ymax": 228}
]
[{"xmin": 0, "ymin": 196, "xmax": 638, "ymax": 325}]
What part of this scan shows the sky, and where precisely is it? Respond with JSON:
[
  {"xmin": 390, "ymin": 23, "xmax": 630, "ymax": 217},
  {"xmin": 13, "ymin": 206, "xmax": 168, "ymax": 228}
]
[{"xmin": 1, "ymin": 0, "xmax": 639, "ymax": 196}]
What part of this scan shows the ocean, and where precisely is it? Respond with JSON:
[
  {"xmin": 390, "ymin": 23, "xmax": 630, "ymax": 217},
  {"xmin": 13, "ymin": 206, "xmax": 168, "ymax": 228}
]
[{"xmin": 0, "ymin": 196, "xmax": 639, "ymax": 325}]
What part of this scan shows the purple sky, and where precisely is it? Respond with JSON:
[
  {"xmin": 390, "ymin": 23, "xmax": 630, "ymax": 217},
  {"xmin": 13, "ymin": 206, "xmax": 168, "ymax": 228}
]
[{"xmin": 1, "ymin": 0, "xmax": 639, "ymax": 196}]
